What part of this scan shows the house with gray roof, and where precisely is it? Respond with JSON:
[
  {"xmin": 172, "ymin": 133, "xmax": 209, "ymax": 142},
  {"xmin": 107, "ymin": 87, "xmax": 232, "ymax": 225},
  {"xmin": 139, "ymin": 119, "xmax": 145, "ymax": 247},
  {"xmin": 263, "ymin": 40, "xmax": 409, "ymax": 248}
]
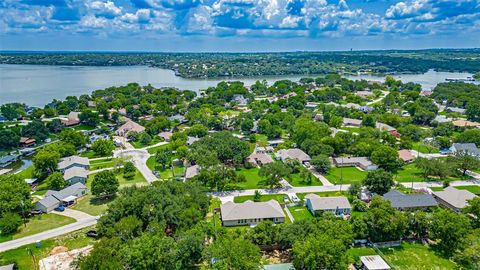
[
  {"xmin": 382, "ymin": 190, "xmax": 438, "ymax": 210},
  {"xmin": 450, "ymin": 143, "xmax": 480, "ymax": 158},
  {"xmin": 63, "ymin": 167, "xmax": 89, "ymax": 185},
  {"xmin": 35, "ymin": 183, "xmax": 87, "ymax": 213},
  {"xmin": 0, "ymin": 155, "xmax": 18, "ymax": 168},
  {"xmin": 333, "ymin": 156, "xmax": 377, "ymax": 171},
  {"xmin": 305, "ymin": 194, "xmax": 351, "ymax": 216},
  {"xmin": 58, "ymin": 156, "xmax": 90, "ymax": 173},
  {"xmin": 220, "ymin": 200, "xmax": 285, "ymax": 227},
  {"xmin": 247, "ymin": 153, "xmax": 274, "ymax": 167},
  {"xmin": 186, "ymin": 136, "xmax": 200, "ymax": 146},
  {"xmin": 185, "ymin": 165, "xmax": 201, "ymax": 179},
  {"xmin": 433, "ymin": 186, "xmax": 477, "ymax": 212},
  {"xmin": 275, "ymin": 148, "xmax": 311, "ymax": 164},
  {"xmin": 342, "ymin": 118, "xmax": 362, "ymax": 127}
]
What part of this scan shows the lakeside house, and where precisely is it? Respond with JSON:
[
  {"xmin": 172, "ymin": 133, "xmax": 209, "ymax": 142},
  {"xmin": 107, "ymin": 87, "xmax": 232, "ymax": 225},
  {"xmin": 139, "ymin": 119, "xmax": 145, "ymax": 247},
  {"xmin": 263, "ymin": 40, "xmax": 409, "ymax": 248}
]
[
  {"xmin": 220, "ymin": 200, "xmax": 285, "ymax": 227},
  {"xmin": 433, "ymin": 186, "xmax": 477, "ymax": 212},
  {"xmin": 275, "ymin": 148, "xmax": 311, "ymax": 164},
  {"xmin": 61, "ymin": 112, "xmax": 80, "ymax": 127},
  {"xmin": 35, "ymin": 183, "xmax": 87, "ymax": 213},
  {"xmin": 382, "ymin": 190, "xmax": 438, "ymax": 210},
  {"xmin": 0, "ymin": 155, "xmax": 18, "ymax": 168},
  {"xmin": 58, "ymin": 156, "xmax": 90, "ymax": 173},
  {"xmin": 333, "ymin": 156, "xmax": 377, "ymax": 171},
  {"xmin": 19, "ymin": 137, "xmax": 36, "ymax": 147},
  {"xmin": 116, "ymin": 120, "xmax": 145, "ymax": 137},
  {"xmin": 305, "ymin": 194, "xmax": 351, "ymax": 216},
  {"xmin": 450, "ymin": 143, "xmax": 480, "ymax": 158}
]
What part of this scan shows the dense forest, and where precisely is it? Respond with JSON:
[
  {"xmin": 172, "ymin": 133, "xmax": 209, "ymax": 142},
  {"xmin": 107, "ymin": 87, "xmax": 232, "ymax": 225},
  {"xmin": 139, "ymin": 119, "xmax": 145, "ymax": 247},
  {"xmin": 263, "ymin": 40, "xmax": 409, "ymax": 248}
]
[{"xmin": 1, "ymin": 49, "xmax": 479, "ymax": 78}]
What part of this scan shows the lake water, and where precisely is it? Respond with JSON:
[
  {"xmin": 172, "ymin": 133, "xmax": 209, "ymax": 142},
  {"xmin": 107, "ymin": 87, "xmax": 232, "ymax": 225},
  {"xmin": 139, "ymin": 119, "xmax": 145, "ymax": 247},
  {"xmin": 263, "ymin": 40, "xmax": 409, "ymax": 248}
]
[{"xmin": 0, "ymin": 64, "xmax": 476, "ymax": 106}]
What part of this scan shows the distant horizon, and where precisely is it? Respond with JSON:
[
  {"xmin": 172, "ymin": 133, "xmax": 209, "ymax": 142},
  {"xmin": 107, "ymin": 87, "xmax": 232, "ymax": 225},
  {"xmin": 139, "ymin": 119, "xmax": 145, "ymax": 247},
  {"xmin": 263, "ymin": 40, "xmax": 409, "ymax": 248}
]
[{"xmin": 1, "ymin": 48, "xmax": 480, "ymax": 54}]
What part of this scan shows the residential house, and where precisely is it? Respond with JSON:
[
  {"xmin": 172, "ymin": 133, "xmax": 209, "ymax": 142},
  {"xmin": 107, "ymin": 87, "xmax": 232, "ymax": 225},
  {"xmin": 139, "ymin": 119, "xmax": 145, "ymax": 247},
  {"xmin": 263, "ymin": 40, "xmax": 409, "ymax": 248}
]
[
  {"xmin": 0, "ymin": 155, "xmax": 18, "ymax": 168},
  {"xmin": 359, "ymin": 105, "xmax": 374, "ymax": 113},
  {"xmin": 360, "ymin": 255, "xmax": 391, "ymax": 270},
  {"xmin": 158, "ymin": 131, "xmax": 173, "ymax": 142},
  {"xmin": 313, "ymin": 113, "xmax": 324, "ymax": 121},
  {"xmin": 35, "ymin": 183, "xmax": 87, "ymax": 213},
  {"xmin": 247, "ymin": 153, "xmax": 274, "ymax": 167},
  {"xmin": 220, "ymin": 200, "xmax": 285, "ymax": 227},
  {"xmin": 168, "ymin": 114, "xmax": 186, "ymax": 123},
  {"xmin": 342, "ymin": 118, "xmax": 362, "ymax": 127},
  {"xmin": 433, "ymin": 186, "xmax": 477, "ymax": 212},
  {"xmin": 445, "ymin": 107, "xmax": 466, "ymax": 114},
  {"xmin": 333, "ymin": 156, "xmax": 377, "ymax": 171},
  {"xmin": 382, "ymin": 190, "xmax": 438, "ymax": 210},
  {"xmin": 89, "ymin": 134, "xmax": 109, "ymax": 145},
  {"xmin": 58, "ymin": 156, "xmax": 90, "ymax": 173},
  {"xmin": 63, "ymin": 167, "xmax": 89, "ymax": 185},
  {"xmin": 186, "ymin": 136, "xmax": 200, "ymax": 146},
  {"xmin": 450, "ymin": 143, "xmax": 480, "ymax": 158},
  {"xmin": 233, "ymin": 95, "xmax": 248, "ymax": 107},
  {"xmin": 398, "ymin": 149, "xmax": 415, "ymax": 163},
  {"xmin": 452, "ymin": 119, "xmax": 480, "ymax": 128},
  {"xmin": 61, "ymin": 111, "xmax": 80, "ymax": 126},
  {"xmin": 345, "ymin": 103, "xmax": 361, "ymax": 110},
  {"xmin": 356, "ymin": 90, "xmax": 373, "ymax": 98},
  {"xmin": 116, "ymin": 120, "xmax": 145, "ymax": 137},
  {"xmin": 275, "ymin": 148, "xmax": 311, "ymax": 164},
  {"xmin": 376, "ymin": 122, "xmax": 400, "ymax": 138},
  {"xmin": 434, "ymin": 115, "xmax": 453, "ymax": 123},
  {"xmin": 255, "ymin": 146, "xmax": 274, "ymax": 154},
  {"xmin": 280, "ymin": 92, "xmax": 297, "ymax": 99},
  {"xmin": 305, "ymin": 194, "xmax": 351, "ymax": 216},
  {"xmin": 305, "ymin": 102, "xmax": 319, "ymax": 109},
  {"xmin": 185, "ymin": 165, "xmax": 201, "ymax": 179},
  {"xmin": 268, "ymin": 139, "xmax": 284, "ymax": 147},
  {"xmin": 420, "ymin": 90, "xmax": 433, "ymax": 97},
  {"xmin": 19, "ymin": 137, "xmax": 36, "ymax": 147}
]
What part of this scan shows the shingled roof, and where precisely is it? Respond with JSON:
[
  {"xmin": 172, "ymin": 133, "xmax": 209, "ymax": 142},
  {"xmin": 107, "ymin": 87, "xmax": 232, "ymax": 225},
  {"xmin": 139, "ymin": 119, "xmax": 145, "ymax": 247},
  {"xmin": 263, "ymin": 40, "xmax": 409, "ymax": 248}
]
[
  {"xmin": 383, "ymin": 190, "xmax": 438, "ymax": 209},
  {"xmin": 220, "ymin": 200, "xmax": 285, "ymax": 221}
]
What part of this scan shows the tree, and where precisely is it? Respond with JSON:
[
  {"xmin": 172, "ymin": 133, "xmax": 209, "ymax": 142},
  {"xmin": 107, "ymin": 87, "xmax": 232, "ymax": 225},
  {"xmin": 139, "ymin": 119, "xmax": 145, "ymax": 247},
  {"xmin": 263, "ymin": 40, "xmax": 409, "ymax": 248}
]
[
  {"xmin": 259, "ymin": 162, "xmax": 291, "ymax": 188},
  {"xmin": 362, "ymin": 169, "xmax": 394, "ymax": 195},
  {"xmin": 33, "ymin": 149, "xmax": 61, "ymax": 178},
  {"xmin": 362, "ymin": 114, "xmax": 376, "ymax": 127},
  {"xmin": 363, "ymin": 196, "xmax": 408, "ymax": 242},
  {"xmin": 0, "ymin": 212, "xmax": 22, "ymax": 235},
  {"xmin": 453, "ymin": 153, "xmax": 480, "ymax": 175},
  {"xmin": 463, "ymin": 197, "xmax": 480, "ymax": 229},
  {"xmin": 79, "ymin": 109, "xmax": 100, "ymax": 127},
  {"xmin": 0, "ymin": 130, "xmax": 20, "ymax": 149},
  {"xmin": 46, "ymin": 172, "xmax": 66, "ymax": 190},
  {"xmin": 21, "ymin": 120, "xmax": 49, "ymax": 141},
  {"xmin": 91, "ymin": 170, "xmax": 119, "ymax": 199},
  {"xmin": 186, "ymin": 124, "xmax": 208, "ymax": 138},
  {"xmin": 430, "ymin": 209, "xmax": 471, "ymax": 256},
  {"xmin": 310, "ymin": 155, "xmax": 331, "ymax": 174},
  {"xmin": 371, "ymin": 145, "xmax": 401, "ymax": 172},
  {"xmin": 248, "ymin": 220, "xmax": 279, "ymax": 245},
  {"xmin": 466, "ymin": 101, "xmax": 480, "ymax": 121},
  {"xmin": 92, "ymin": 139, "xmax": 115, "ymax": 157},
  {"xmin": 155, "ymin": 148, "xmax": 172, "ymax": 170},
  {"xmin": 0, "ymin": 103, "xmax": 24, "ymax": 120},
  {"xmin": 59, "ymin": 129, "xmax": 86, "ymax": 148},
  {"xmin": 139, "ymin": 132, "xmax": 152, "ymax": 145},
  {"xmin": 203, "ymin": 236, "xmax": 261, "ymax": 270},
  {"xmin": 407, "ymin": 211, "xmax": 431, "ymax": 239},
  {"xmin": 253, "ymin": 190, "xmax": 262, "ymax": 202},
  {"xmin": 348, "ymin": 182, "xmax": 361, "ymax": 198},
  {"xmin": 123, "ymin": 162, "xmax": 136, "ymax": 180},
  {"xmin": 456, "ymin": 129, "xmax": 480, "ymax": 145},
  {"xmin": 453, "ymin": 229, "xmax": 480, "ymax": 269},
  {"xmin": 0, "ymin": 174, "xmax": 32, "ymax": 216}
]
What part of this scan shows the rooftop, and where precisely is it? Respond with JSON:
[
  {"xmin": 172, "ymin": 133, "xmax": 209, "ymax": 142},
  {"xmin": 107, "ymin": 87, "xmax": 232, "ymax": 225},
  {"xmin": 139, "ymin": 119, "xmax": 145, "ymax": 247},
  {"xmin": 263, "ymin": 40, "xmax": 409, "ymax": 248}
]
[
  {"xmin": 305, "ymin": 194, "xmax": 351, "ymax": 210},
  {"xmin": 58, "ymin": 156, "xmax": 89, "ymax": 170},
  {"xmin": 433, "ymin": 186, "xmax": 477, "ymax": 209},
  {"xmin": 383, "ymin": 190, "xmax": 438, "ymax": 209},
  {"xmin": 360, "ymin": 255, "xmax": 391, "ymax": 270},
  {"xmin": 220, "ymin": 200, "xmax": 285, "ymax": 221}
]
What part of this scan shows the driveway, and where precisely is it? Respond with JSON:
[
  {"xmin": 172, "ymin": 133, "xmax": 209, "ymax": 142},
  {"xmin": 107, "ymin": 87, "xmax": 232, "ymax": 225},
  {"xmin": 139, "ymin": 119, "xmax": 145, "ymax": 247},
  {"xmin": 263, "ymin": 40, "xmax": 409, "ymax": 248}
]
[
  {"xmin": 0, "ymin": 217, "xmax": 98, "ymax": 253},
  {"xmin": 53, "ymin": 208, "xmax": 94, "ymax": 221}
]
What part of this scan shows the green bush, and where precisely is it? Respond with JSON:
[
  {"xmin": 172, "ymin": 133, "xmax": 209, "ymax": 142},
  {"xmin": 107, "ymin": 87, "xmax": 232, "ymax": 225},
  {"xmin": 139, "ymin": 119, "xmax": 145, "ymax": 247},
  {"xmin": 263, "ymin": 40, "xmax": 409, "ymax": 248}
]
[{"xmin": 0, "ymin": 212, "xmax": 22, "ymax": 235}]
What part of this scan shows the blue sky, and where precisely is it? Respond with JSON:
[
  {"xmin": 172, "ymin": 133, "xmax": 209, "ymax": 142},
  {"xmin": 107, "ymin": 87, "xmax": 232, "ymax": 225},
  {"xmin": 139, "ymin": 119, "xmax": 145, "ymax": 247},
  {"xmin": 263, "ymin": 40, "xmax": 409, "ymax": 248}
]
[{"xmin": 0, "ymin": 0, "xmax": 479, "ymax": 51}]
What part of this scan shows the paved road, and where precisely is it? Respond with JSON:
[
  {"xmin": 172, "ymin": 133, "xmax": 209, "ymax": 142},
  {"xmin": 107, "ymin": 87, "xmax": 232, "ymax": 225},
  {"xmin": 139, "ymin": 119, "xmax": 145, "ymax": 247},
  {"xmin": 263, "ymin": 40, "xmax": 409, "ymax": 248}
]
[
  {"xmin": 410, "ymin": 150, "xmax": 446, "ymax": 159},
  {"xmin": 114, "ymin": 148, "xmax": 158, "ymax": 183},
  {"xmin": 367, "ymin": 90, "xmax": 390, "ymax": 105},
  {"xmin": 53, "ymin": 209, "xmax": 94, "ymax": 220},
  {"xmin": 0, "ymin": 217, "xmax": 98, "ymax": 253}
]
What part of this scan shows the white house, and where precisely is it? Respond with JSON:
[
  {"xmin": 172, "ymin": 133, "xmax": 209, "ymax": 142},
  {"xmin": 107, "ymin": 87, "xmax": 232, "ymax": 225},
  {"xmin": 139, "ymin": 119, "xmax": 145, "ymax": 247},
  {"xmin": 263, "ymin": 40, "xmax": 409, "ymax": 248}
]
[
  {"xmin": 220, "ymin": 200, "xmax": 285, "ymax": 227},
  {"xmin": 58, "ymin": 156, "xmax": 90, "ymax": 173},
  {"xmin": 35, "ymin": 183, "xmax": 87, "ymax": 213},
  {"xmin": 305, "ymin": 194, "xmax": 351, "ymax": 216}
]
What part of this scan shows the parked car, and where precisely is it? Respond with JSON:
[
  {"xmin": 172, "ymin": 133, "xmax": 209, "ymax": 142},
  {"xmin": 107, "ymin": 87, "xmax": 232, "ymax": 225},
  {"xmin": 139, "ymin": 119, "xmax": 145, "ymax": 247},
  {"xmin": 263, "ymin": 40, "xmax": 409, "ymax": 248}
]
[
  {"xmin": 54, "ymin": 206, "xmax": 65, "ymax": 212},
  {"xmin": 86, "ymin": 230, "xmax": 99, "ymax": 239},
  {"xmin": 291, "ymin": 195, "xmax": 300, "ymax": 203},
  {"xmin": 283, "ymin": 196, "xmax": 290, "ymax": 203}
]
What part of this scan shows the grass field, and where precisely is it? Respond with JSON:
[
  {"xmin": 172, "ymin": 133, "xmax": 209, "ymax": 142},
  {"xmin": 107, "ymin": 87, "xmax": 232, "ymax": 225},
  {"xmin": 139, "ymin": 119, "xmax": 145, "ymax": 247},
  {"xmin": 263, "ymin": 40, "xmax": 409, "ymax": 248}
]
[
  {"xmin": 412, "ymin": 141, "xmax": 440, "ymax": 154},
  {"xmin": 380, "ymin": 243, "xmax": 457, "ymax": 269},
  {"xmin": 347, "ymin": 247, "xmax": 378, "ymax": 264},
  {"xmin": 287, "ymin": 172, "xmax": 323, "ymax": 187},
  {"xmin": 324, "ymin": 167, "xmax": 367, "ymax": 184},
  {"xmin": 231, "ymin": 167, "xmax": 268, "ymax": 189},
  {"xmin": 255, "ymin": 134, "xmax": 269, "ymax": 147},
  {"xmin": 0, "ymin": 226, "xmax": 97, "ymax": 270},
  {"xmin": 296, "ymin": 191, "xmax": 348, "ymax": 200},
  {"xmin": 90, "ymin": 158, "xmax": 117, "ymax": 170},
  {"xmin": 0, "ymin": 214, "xmax": 76, "ymax": 243},
  {"xmin": 146, "ymin": 142, "xmax": 170, "ymax": 154},
  {"xmin": 395, "ymin": 163, "xmax": 472, "ymax": 183},
  {"xmin": 130, "ymin": 136, "xmax": 161, "ymax": 149},
  {"xmin": 288, "ymin": 205, "xmax": 314, "ymax": 221},
  {"xmin": 233, "ymin": 194, "xmax": 288, "ymax": 204},
  {"xmin": 16, "ymin": 165, "xmax": 34, "ymax": 179}
]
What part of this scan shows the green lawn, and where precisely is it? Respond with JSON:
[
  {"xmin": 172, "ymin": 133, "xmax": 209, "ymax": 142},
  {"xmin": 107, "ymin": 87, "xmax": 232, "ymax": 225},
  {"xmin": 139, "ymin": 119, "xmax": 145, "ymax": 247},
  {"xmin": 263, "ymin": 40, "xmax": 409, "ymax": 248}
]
[
  {"xmin": 380, "ymin": 243, "xmax": 457, "ymax": 269},
  {"xmin": 233, "ymin": 194, "xmax": 289, "ymax": 204},
  {"xmin": 90, "ymin": 158, "xmax": 117, "ymax": 170},
  {"xmin": 296, "ymin": 191, "xmax": 348, "ymax": 200},
  {"xmin": 70, "ymin": 124, "xmax": 96, "ymax": 131},
  {"xmin": 395, "ymin": 163, "xmax": 472, "ymax": 183},
  {"xmin": 79, "ymin": 150, "xmax": 103, "ymax": 159},
  {"xmin": 230, "ymin": 167, "xmax": 268, "ymax": 190},
  {"xmin": 130, "ymin": 136, "xmax": 161, "ymax": 149},
  {"xmin": 347, "ymin": 247, "xmax": 378, "ymax": 264},
  {"xmin": 324, "ymin": 167, "xmax": 367, "ymax": 185},
  {"xmin": 431, "ymin": 185, "xmax": 480, "ymax": 195},
  {"xmin": 146, "ymin": 156, "xmax": 183, "ymax": 179},
  {"xmin": 287, "ymin": 172, "xmax": 323, "ymax": 187},
  {"xmin": 147, "ymin": 143, "xmax": 170, "ymax": 154},
  {"xmin": 117, "ymin": 169, "xmax": 147, "ymax": 187},
  {"xmin": 0, "ymin": 226, "xmax": 97, "ymax": 270},
  {"xmin": 412, "ymin": 141, "xmax": 439, "ymax": 154},
  {"xmin": 288, "ymin": 205, "xmax": 314, "ymax": 221},
  {"xmin": 0, "ymin": 214, "xmax": 76, "ymax": 243},
  {"xmin": 255, "ymin": 134, "xmax": 269, "ymax": 147},
  {"xmin": 16, "ymin": 165, "xmax": 35, "ymax": 179}
]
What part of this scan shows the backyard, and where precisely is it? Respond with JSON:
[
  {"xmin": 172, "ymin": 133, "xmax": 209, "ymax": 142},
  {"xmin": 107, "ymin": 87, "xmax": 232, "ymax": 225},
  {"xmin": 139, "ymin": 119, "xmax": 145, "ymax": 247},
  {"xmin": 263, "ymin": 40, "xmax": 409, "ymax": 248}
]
[
  {"xmin": 233, "ymin": 194, "xmax": 289, "ymax": 204},
  {"xmin": 395, "ymin": 163, "xmax": 472, "ymax": 183},
  {"xmin": 324, "ymin": 167, "xmax": 367, "ymax": 185},
  {"xmin": 287, "ymin": 172, "xmax": 323, "ymax": 187},
  {"xmin": 0, "ymin": 214, "xmax": 76, "ymax": 243},
  {"xmin": 130, "ymin": 136, "xmax": 161, "ymax": 149},
  {"xmin": 288, "ymin": 205, "xmax": 314, "ymax": 221},
  {"xmin": 231, "ymin": 167, "xmax": 268, "ymax": 190},
  {"xmin": 380, "ymin": 243, "xmax": 457, "ymax": 269}
]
